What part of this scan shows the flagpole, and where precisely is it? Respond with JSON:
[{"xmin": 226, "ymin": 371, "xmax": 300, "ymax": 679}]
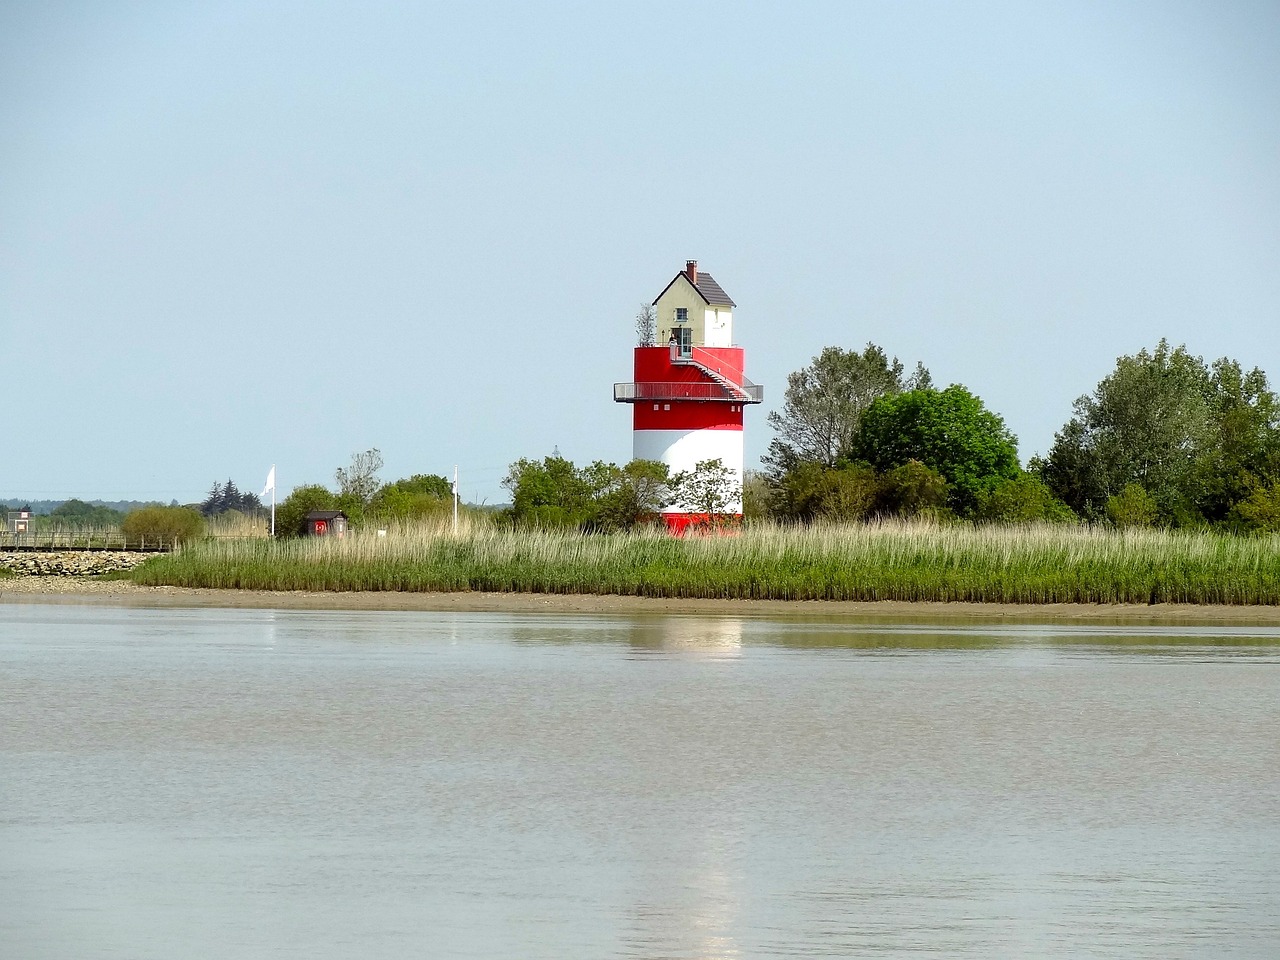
[
  {"xmin": 452, "ymin": 465, "xmax": 459, "ymax": 534},
  {"xmin": 262, "ymin": 464, "xmax": 276, "ymax": 537}
]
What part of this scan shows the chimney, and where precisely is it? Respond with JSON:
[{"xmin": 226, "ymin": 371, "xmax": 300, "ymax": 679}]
[{"xmin": 685, "ymin": 260, "xmax": 698, "ymax": 285}]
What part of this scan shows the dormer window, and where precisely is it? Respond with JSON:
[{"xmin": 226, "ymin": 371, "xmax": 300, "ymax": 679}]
[{"xmin": 675, "ymin": 307, "xmax": 688, "ymax": 323}]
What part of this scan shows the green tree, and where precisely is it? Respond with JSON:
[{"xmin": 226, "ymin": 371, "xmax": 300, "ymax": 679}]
[
  {"xmin": 1039, "ymin": 341, "xmax": 1237, "ymax": 523},
  {"xmin": 669, "ymin": 458, "xmax": 739, "ymax": 526},
  {"xmin": 975, "ymin": 474, "xmax": 1077, "ymax": 524},
  {"xmin": 1228, "ymin": 476, "xmax": 1280, "ymax": 532},
  {"xmin": 876, "ymin": 460, "xmax": 951, "ymax": 518},
  {"xmin": 503, "ymin": 456, "xmax": 669, "ymax": 531},
  {"xmin": 48, "ymin": 499, "xmax": 126, "ymax": 528},
  {"xmin": 1192, "ymin": 358, "xmax": 1280, "ymax": 523},
  {"xmin": 852, "ymin": 385, "xmax": 1020, "ymax": 515},
  {"xmin": 1106, "ymin": 483, "xmax": 1160, "ymax": 528},
  {"xmin": 503, "ymin": 455, "xmax": 595, "ymax": 528},
  {"xmin": 771, "ymin": 461, "xmax": 879, "ymax": 522},
  {"xmin": 593, "ymin": 459, "xmax": 669, "ymax": 531},
  {"xmin": 274, "ymin": 484, "xmax": 338, "ymax": 538},
  {"xmin": 764, "ymin": 343, "xmax": 930, "ymax": 474},
  {"xmin": 122, "ymin": 506, "xmax": 205, "ymax": 546},
  {"xmin": 368, "ymin": 474, "xmax": 454, "ymax": 523}
]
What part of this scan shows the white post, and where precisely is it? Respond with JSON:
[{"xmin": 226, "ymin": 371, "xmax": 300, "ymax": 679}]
[
  {"xmin": 271, "ymin": 481, "xmax": 276, "ymax": 537},
  {"xmin": 452, "ymin": 465, "xmax": 459, "ymax": 534}
]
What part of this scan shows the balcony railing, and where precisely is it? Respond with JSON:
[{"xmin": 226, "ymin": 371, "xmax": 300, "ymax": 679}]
[{"xmin": 614, "ymin": 381, "xmax": 764, "ymax": 403}]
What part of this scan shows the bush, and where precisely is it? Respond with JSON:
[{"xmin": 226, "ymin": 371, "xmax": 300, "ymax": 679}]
[
  {"xmin": 274, "ymin": 485, "xmax": 338, "ymax": 539},
  {"xmin": 976, "ymin": 474, "xmax": 1077, "ymax": 524},
  {"xmin": 1230, "ymin": 477, "xmax": 1280, "ymax": 532},
  {"xmin": 877, "ymin": 460, "xmax": 950, "ymax": 518},
  {"xmin": 121, "ymin": 506, "xmax": 205, "ymax": 546},
  {"xmin": 1106, "ymin": 483, "xmax": 1159, "ymax": 528}
]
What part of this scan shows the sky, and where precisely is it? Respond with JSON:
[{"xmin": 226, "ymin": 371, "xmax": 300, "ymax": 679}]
[{"xmin": 2, "ymin": 0, "xmax": 1278, "ymax": 505}]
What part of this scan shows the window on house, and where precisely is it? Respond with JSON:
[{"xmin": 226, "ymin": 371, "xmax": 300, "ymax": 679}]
[{"xmin": 675, "ymin": 307, "xmax": 688, "ymax": 322}]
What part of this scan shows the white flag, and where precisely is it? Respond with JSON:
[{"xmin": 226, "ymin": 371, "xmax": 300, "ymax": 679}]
[{"xmin": 261, "ymin": 465, "xmax": 276, "ymax": 498}]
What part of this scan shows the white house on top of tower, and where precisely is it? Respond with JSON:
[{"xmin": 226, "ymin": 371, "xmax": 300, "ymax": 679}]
[{"xmin": 652, "ymin": 260, "xmax": 736, "ymax": 353}]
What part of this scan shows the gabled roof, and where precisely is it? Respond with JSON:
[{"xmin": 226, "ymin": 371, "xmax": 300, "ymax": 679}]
[
  {"xmin": 651, "ymin": 271, "xmax": 736, "ymax": 308},
  {"xmin": 305, "ymin": 510, "xmax": 347, "ymax": 520}
]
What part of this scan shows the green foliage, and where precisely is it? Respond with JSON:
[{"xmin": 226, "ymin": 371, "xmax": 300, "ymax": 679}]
[
  {"xmin": 274, "ymin": 485, "xmax": 338, "ymax": 539},
  {"xmin": 764, "ymin": 343, "xmax": 931, "ymax": 473},
  {"xmin": 669, "ymin": 458, "xmax": 739, "ymax": 524},
  {"xmin": 1106, "ymin": 483, "xmax": 1160, "ymax": 528},
  {"xmin": 852, "ymin": 385, "xmax": 1020, "ymax": 516},
  {"xmin": 593, "ymin": 459, "xmax": 669, "ymax": 532},
  {"xmin": 121, "ymin": 505, "xmax": 205, "ymax": 545},
  {"xmin": 742, "ymin": 470, "xmax": 772, "ymax": 522},
  {"xmin": 1040, "ymin": 341, "xmax": 1280, "ymax": 525},
  {"xmin": 48, "ymin": 498, "xmax": 126, "ymax": 527},
  {"xmin": 1230, "ymin": 477, "xmax": 1280, "ymax": 532},
  {"xmin": 503, "ymin": 455, "xmax": 668, "ymax": 531},
  {"xmin": 876, "ymin": 460, "xmax": 951, "ymax": 518},
  {"xmin": 368, "ymin": 474, "xmax": 454, "ymax": 524},
  {"xmin": 200, "ymin": 479, "xmax": 263, "ymax": 517},
  {"xmin": 976, "ymin": 474, "xmax": 1077, "ymax": 524},
  {"xmin": 771, "ymin": 461, "xmax": 879, "ymax": 522}
]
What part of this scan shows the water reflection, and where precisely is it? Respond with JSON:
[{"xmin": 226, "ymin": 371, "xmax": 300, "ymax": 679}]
[{"xmin": 624, "ymin": 617, "xmax": 745, "ymax": 658}]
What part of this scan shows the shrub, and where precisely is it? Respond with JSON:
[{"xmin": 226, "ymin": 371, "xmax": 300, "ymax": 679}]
[
  {"xmin": 977, "ymin": 474, "xmax": 1077, "ymax": 524},
  {"xmin": 274, "ymin": 485, "xmax": 338, "ymax": 539},
  {"xmin": 1106, "ymin": 483, "xmax": 1159, "ymax": 528},
  {"xmin": 121, "ymin": 506, "xmax": 205, "ymax": 546},
  {"xmin": 877, "ymin": 460, "xmax": 950, "ymax": 518}
]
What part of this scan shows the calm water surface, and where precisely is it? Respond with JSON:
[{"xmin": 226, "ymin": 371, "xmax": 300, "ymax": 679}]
[{"xmin": 2, "ymin": 603, "xmax": 1279, "ymax": 959}]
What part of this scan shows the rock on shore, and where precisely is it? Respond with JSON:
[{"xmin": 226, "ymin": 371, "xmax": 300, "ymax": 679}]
[{"xmin": 0, "ymin": 551, "xmax": 152, "ymax": 577}]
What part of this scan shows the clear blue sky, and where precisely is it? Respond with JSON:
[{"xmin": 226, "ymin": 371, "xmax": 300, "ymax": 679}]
[{"xmin": 3, "ymin": 1, "xmax": 1277, "ymax": 505}]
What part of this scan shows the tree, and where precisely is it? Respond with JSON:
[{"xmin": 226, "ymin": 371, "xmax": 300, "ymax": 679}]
[
  {"xmin": 200, "ymin": 479, "xmax": 264, "ymax": 517},
  {"xmin": 503, "ymin": 455, "xmax": 668, "ymax": 530},
  {"xmin": 367, "ymin": 474, "xmax": 455, "ymax": 524},
  {"xmin": 1106, "ymin": 483, "xmax": 1159, "ymax": 528},
  {"xmin": 635, "ymin": 303, "xmax": 657, "ymax": 346},
  {"xmin": 771, "ymin": 462, "xmax": 879, "ymax": 522},
  {"xmin": 593, "ymin": 459, "xmax": 669, "ymax": 531},
  {"xmin": 503, "ymin": 455, "xmax": 595, "ymax": 528},
  {"xmin": 1193, "ymin": 358, "xmax": 1280, "ymax": 523},
  {"xmin": 49, "ymin": 499, "xmax": 126, "ymax": 528},
  {"xmin": 335, "ymin": 448, "xmax": 384, "ymax": 506},
  {"xmin": 764, "ymin": 343, "xmax": 930, "ymax": 474},
  {"xmin": 122, "ymin": 506, "xmax": 205, "ymax": 546},
  {"xmin": 1230, "ymin": 476, "xmax": 1280, "ymax": 532},
  {"xmin": 975, "ymin": 474, "xmax": 1077, "ymax": 524},
  {"xmin": 669, "ymin": 458, "xmax": 739, "ymax": 526},
  {"xmin": 1040, "ymin": 342, "xmax": 1280, "ymax": 525},
  {"xmin": 274, "ymin": 484, "xmax": 337, "ymax": 538},
  {"xmin": 876, "ymin": 460, "xmax": 951, "ymax": 518},
  {"xmin": 852, "ymin": 385, "xmax": 1020, "ymax": 516}
]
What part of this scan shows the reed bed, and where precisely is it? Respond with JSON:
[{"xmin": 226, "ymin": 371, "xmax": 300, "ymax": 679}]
[{"xmin": 130, "ymin": 520, "xmax": 1280, "ymax": 605}]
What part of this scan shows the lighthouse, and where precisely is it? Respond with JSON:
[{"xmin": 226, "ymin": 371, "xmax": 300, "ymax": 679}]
[{"xmin": 614, "ymin": 261, "xmax": 763, "ymax": 531}]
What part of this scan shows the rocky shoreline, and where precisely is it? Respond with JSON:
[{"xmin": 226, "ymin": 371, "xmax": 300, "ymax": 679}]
[{"xmin": 0, "ymin": 550, "xmax": 152, "ymax": 577}]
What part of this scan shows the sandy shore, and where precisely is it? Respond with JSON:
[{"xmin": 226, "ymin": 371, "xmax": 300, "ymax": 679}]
[{"xmin": 2, "ymin": 575, "xmax": 1279, "ymax": 624}]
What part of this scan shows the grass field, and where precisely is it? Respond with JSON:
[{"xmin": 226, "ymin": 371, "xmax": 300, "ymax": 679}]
[{"xmin": 128, "ymin": 520, "xmax": 1280, "ymax": 605}]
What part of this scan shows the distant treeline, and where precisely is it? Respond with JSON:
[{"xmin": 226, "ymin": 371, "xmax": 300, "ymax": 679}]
[{"xmin": 1, "ymin": 498, "xmax": 167, "ymax": 515}]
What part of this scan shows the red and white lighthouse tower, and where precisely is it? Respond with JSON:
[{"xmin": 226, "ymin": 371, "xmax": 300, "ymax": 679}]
[{"xmin": 614, "ymin": 261, "xmax": 763, "ymax": 532}]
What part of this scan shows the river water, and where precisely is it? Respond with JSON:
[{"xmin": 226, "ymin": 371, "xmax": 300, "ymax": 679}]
[{"xmin": 2, "ymin": 602, "xmax": 1279, "ymax": 959}]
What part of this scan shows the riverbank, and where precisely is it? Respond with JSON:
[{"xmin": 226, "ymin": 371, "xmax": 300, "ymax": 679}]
[
  {"xmin": 128, "ymin": 523, "xmax": 1280, "ymax": 606},
  {"xmin": 4, "ymin": 576, "xmax": 1280, "ymax": 624}
]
